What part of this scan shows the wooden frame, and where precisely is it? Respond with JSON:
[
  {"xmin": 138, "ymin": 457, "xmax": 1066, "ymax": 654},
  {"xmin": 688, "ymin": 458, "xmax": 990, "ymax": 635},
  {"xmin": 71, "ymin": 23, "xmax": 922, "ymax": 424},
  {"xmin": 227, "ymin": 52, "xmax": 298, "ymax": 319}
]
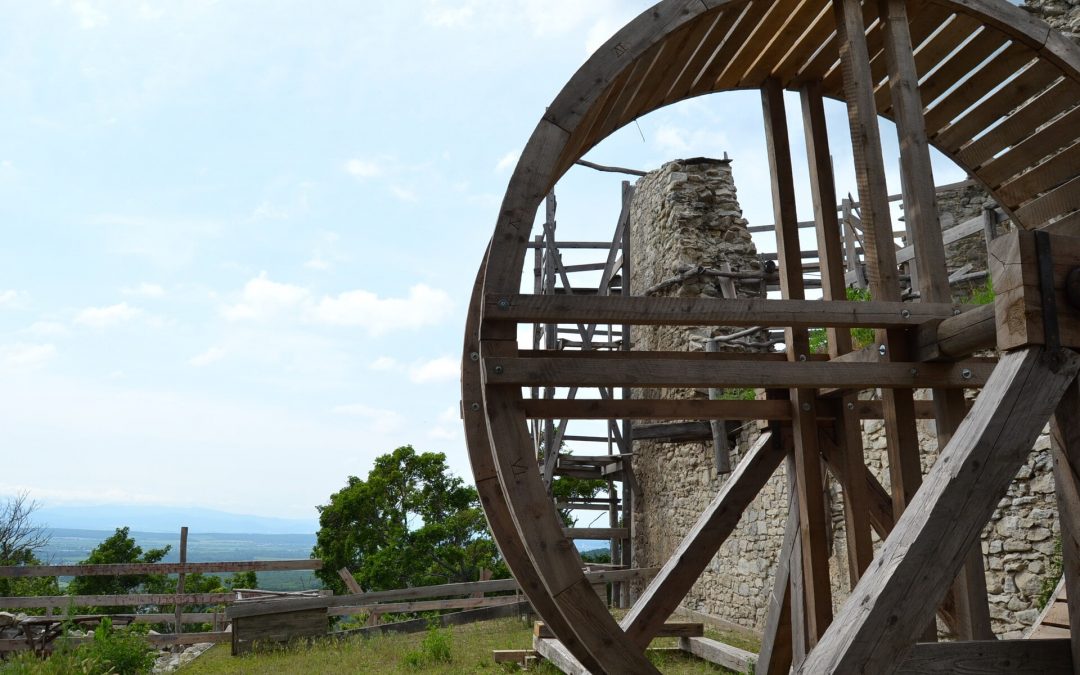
[{"xmin": 462, "ymin": 1, "xmax": 1080, "ymax": 672}]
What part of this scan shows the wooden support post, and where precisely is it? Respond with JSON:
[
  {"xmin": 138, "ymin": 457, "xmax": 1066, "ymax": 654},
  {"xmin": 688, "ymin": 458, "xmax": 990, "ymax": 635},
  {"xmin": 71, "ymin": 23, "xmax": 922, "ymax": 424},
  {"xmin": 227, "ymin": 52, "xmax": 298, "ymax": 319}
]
[
  {"xmin": 879, "ymin": 0, "xmax": 992, "ymax": 639},
  {"xmin": 800, "ymin": 348, "xmax": 1080, "ymax": 674},
  {"xmin": 337, "ymin": 568, "xmax": 363, "ymax": 594},
  {"xmin": 707, "ymin": 340, "xmax": 732, "ymax": 474},
  {"xmin": 1051, "ymin": 376, "xmax": 1080, "ymax": 674},
  {"xmin": 174, "ymin": 526, "xmax": 188, "ymax": 647},
  {"xmin": 833, "ymin": 2, "xmax": 924, "ymax": 599},
  {"xmin": 762, "ymin": 76, "xmax": 832, "ymax": 644},
  {"xmin": 801, "ymin": 80, "xmax": 874, "ymax": 582},
  {"xmin": 757, "ymin": 451, "xmax": 799, "ymax": 675}
]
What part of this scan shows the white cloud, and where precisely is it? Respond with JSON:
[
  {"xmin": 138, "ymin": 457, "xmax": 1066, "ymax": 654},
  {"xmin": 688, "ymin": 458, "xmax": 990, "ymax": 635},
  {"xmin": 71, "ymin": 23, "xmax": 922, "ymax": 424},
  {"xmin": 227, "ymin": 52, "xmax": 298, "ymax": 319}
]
[
  {"xmin": 652, "ymin": 124, "xmax": 731, "ymax": 158},
  {"xmin": 344, "ymin": 158, "xmax": 381, "ymax": 179},
  {"xmin": 1, "ymin": 343, "xmax": 56, "ymax": 371},
  {"xmin": 221, "ymin": 273, "xmax": 310, "ymax": 321},
  {"xmin": 369, "ymin": 356, "xmax": 399, "ymax": 371},
  {"xmin": 428, "ymin": 405, "xmax": 462, "ymax": 440},
  {"xmin": 221, "ymin": 276, "xmax": 452, "ymax": 335},
  {"xmin": 424, "ymin": 0, "xmax": 479, "ymax": 27},
  {"xmin": 70, "ymin": 0, "xmax": 109, "ymax": 29},
  {"xmin": 331, "ymin": 403, "xmax": 405, "ymax": 434},
  {"xmin": 75, "ymin": 303, "xmax": 141, "ymax": 329},
  {"xmin": 310, "ymin": 283, "xmax": 452, "ymax": 335},
  {"xmin": 189, "ymin": 346, "xmax": 226, "ymax": 367},
  {"xmin": 0, "ymin": 290, "xmax": 25, "ymax": 308},
  {"xmin": 494, "ymin": 150, "xmax": 519, "ymax": 173},
  {"xmin": 304, "ymin": 256, "xmax": 331, "ymax": 271},
  {"xmin": 409, "ymin": 356, "xmax": 459, "ymax": 384},
  {"xmin": 26, "ymin": 321, "xmax": 68, "ymax": 337},
  {"xmin": 122, "ymin": 283, "xmax": 165, "ymax": 298},
  {"xmin": 390, "ymin": 185, "xmax": 417, "ymax": 202}
]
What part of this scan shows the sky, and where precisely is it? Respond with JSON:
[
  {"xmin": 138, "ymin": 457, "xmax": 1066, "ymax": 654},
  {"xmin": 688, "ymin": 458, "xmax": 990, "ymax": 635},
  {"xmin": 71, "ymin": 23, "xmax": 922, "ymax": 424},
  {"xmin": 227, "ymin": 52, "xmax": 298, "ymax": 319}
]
[{"xmin": 0, "ymin": 1, "xmax": 972, "ymax": 527}]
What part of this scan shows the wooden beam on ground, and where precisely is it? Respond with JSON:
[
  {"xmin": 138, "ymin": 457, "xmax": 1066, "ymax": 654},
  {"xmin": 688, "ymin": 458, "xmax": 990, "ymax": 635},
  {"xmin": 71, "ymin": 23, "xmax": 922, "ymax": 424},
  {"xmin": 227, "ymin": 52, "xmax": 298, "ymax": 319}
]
[
  {"xmin": 621, "ymin": 432, "xmax": 785, "ymax": 647},
  {"xmin": 894, "ymin": 639, "xmax": 1074, "ymax": 674},
  {"xmin": 488, "ymin": 356, "xmax": 993, "ymax": 389},
  {"xmin": 679, "ymin": 636, "xmax": 757, "ymax": 673},
  {"xmin": 1051, "ymin": 375, "xmax": 1080, "ymax": 673},
  {"xmin": 534, "ymin": 636, "xmax": 589, "ymax": 675},
  {"xmin": 799, "ymin": 347, "xmax": 1080, "ymax": 674}
]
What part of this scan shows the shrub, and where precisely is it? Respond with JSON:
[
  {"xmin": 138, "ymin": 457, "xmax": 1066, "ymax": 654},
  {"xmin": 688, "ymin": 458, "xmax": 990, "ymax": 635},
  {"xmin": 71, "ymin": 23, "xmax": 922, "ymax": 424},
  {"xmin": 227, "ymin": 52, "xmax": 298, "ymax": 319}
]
[
  {"xmin": 401, "ymin": 624, "xmax": 453, "ymax": 667},
  {"xmin": 82, "ymin": 618, "xmax": 155, "ymax": 674}
]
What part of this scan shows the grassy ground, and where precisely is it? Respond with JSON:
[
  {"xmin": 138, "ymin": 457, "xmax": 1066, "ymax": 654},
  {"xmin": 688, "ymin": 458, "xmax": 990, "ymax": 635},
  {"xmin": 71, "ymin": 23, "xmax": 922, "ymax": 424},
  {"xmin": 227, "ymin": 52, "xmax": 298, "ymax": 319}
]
[{"xmin": 181, "ymin": 616, "xmax": 758, "ymax": 674}]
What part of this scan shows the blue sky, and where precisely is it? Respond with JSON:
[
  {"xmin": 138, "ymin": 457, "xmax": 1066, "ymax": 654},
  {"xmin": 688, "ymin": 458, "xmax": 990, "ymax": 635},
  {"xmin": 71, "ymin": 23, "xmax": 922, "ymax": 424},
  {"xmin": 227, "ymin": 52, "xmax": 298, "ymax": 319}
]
[{"xmin": 0, "ymin": 1, "xmax": 970, "ymax": 524}]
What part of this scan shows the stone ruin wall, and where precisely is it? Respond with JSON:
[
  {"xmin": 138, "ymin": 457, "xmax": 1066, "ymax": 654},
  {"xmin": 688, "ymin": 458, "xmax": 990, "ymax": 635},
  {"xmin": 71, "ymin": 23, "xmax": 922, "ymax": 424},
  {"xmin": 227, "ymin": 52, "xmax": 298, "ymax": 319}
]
[{"xmin": 628, "ymin": 160, "xmax": 1059, "ymax": 639}]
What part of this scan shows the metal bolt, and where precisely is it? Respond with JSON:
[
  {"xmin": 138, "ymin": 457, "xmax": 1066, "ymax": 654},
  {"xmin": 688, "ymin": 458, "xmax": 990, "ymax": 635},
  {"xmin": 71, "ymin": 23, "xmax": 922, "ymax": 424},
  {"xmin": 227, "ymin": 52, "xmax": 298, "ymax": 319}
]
[
  {"xmin": 961, "ymin": 368, "xmax": 972, "ymax": 380},
  {"xmin": 910, "ymin": 368, "xmax": 918, "ymax": 376},
  {"xmin": 953, "ymin": 308, "xmax": 962, "ymax": 316},
  {"xmin": 846, "ymin": 402, "xmax": 855, "ymax": 411},
  {"xmin": 801, "ymin": 402, "xmax": 812, "ymax": 412},
  {"xmin": 901, "ymin": 309, "xmax": 911, "ymax": 319},
  {"xmin": 497, "ymin": 298, "xmax": 510, "ymax": 310},
  {"xmin": 493, "ymin": 365, "xmax": 504, "ymax": 375},
  {"xmin": 798, "ymin": 354, "xmax": 807, "ymax": 362},
  {"xmin": 878, "ymin": 344, "xmax": 887, "ymax": 357},
  {"xmin": 470, "ymin": 402, "xmax": 481, "ymax": 412},
  {"xmin": 470, "ymin": 352, "xmax": 479, "ymax": 362}
]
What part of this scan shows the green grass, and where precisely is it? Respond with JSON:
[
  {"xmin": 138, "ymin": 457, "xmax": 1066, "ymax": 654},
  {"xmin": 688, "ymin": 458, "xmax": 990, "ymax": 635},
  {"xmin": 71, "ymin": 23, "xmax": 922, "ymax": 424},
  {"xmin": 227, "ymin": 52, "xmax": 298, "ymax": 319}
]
[{"xmin": 181, "ymin": 616, "xmax": 755, "ymax": 674}]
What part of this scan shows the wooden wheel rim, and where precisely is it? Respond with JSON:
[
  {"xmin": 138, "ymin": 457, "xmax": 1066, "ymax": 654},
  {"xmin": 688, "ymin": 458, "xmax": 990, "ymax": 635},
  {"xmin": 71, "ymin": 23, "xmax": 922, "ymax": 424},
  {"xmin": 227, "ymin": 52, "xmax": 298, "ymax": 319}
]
[{"xmin": 462, "ymin": 1, "xmax": 1080, "ymax": 672}]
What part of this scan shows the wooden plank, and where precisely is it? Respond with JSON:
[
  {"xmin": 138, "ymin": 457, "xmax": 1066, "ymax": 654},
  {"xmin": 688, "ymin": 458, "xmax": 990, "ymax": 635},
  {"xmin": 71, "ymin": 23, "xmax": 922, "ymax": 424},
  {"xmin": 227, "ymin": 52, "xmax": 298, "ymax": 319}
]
[
  {"xmin": 493, "ymin": 649, "xmax": 536, "ymax": 664},
  {"xmin": 735, "ymin": 0, "xmax": 825, "ymax": 87},
  {"xmin": 562, "ymin": 527, "xmax": 628, "ymax": 540},
  {"xmin": 1016, "ymin": 174, "xmax": 1080, "ymax": 229},
  {"xmin": 688, "ymin": 2, "xmax": 772, "ymax": 97},
  {"xmin": 998, "ymin": 141, "xmax": 1080, "ymax": 208},
  {"xmin": 1051, "ymin": 376, "xmax": 1080, "ymax": 673},
  {"xmin": 0, "ymin": 559, "xmax": 323, "ymax": 578},
  {"xmin": 923, "ymin": 43, "xmax": 1036, "ymax": 135},
  {"xmin": 174, "ymin": 526, "xmax": 188, "ymax": 639},
  {"xmin": 329, "ymin": 595, "xmax": 522, "ymax": 616},
  {"xmin": 958, "ymin": 77, "xmax": 1080, "ymax": 170},
  {"xmin": 337, "ymin": 568, "xmax": 363, "ymax": 594},
  {"xmin": 916, "ymin": 31, "xmax": 1011, "ymax": 113},
  {"xmin": 525, "ymin": 397, "xmax": 942, "ymax": 421},
  {"xmin": 534, "ymin": 636, "xmax": 590, "ymax": 675},
  {"xmin": 772, "ymin": 0, "xmax": 835, "ymax": 85},
  {"xmin": 979, "ymin": 105, "xmax": 1080, "ymax": 188},
  {"xmin": 935, "ymin": 59, "xmax": 1061, "ymax": 151},
  {"xmin": 0, "ymin": 592, "xmax": 236, "ymax": 609},
  {"xmin": 799, "ymin": 347, "xmax": 1080, "ymax": 674},
  {"xmin": 487, "ymin": 294, "xmax": 960, "ymax": 328},
  {"xmin": 680, "ymin": 636, "xmax": 758, "ymax": 672},
  {"xmin": 487, "ymin": 356, "xmax": 994, "ymax": 389},
  {"xmin": 895, "ymin": 639, "xmax": 1073, "ymax": 674},
  {"xmin": 621, "ymin": 432, "xmax": 785, "ymax": 647},
  {"xmin": 989, "ymin": 230, "xmax": 1080, "ymax": 351}
]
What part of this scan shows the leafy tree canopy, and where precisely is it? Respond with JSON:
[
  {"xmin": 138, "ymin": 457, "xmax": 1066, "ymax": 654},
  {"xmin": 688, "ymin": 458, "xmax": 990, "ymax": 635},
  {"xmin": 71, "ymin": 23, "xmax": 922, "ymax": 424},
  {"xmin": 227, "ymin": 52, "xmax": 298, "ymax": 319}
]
[
  {"xmin": 312, "ymin": 445, "xmax": 504, "ymax": 594},
  {"xmin": 68, "ymin": 527, "xmax": 172, "ymax": 599},
  {"xmin": 0, "ymin": 493, "xmax": 58, "ymax": 604}
]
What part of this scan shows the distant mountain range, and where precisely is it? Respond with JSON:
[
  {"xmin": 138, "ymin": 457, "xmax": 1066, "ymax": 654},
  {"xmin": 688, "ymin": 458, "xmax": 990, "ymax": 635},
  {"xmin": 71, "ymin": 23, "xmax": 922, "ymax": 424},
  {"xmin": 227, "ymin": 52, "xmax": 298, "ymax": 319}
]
[{"xmin": 34, "ymin": 504, "xmax": 317, "ymax": 535}]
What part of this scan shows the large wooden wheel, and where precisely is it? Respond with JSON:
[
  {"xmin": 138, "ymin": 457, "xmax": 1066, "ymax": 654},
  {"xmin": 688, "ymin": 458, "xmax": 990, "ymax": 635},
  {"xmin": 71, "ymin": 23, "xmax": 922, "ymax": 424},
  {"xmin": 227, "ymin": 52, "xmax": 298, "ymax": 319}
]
[{"xmin": 461, "ymin": 1, "xmax": 1080, "ymax": 672}]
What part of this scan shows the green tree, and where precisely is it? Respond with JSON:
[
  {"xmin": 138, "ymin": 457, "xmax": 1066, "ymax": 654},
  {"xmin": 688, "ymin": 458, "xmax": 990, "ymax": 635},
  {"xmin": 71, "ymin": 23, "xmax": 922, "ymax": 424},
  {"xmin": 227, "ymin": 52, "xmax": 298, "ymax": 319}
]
[
  {"xmin": 0, "ymin": 493, "xmax": 59, "ymax": 610},
  {"xmin": 312, "ymin": 445, "xmax": 504, "ymax": 594},
  {"xmin": 68, "ymin": 527, "xmax": 171, "ymax": 612}
]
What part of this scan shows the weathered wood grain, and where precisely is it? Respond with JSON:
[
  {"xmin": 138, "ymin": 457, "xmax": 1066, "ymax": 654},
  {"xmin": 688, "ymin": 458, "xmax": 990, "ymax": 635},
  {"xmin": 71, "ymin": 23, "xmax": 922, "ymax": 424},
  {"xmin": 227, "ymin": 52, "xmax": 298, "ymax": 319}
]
[{"xmin": 799, "ymin": 347, "xmax": 1080, "ymax": 674}]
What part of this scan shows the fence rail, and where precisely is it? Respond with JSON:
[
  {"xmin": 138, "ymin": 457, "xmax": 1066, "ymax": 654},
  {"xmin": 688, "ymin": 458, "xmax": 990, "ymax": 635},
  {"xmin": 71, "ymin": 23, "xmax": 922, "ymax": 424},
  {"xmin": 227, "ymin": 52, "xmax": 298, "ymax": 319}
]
[{"xmin": 0, "ymin": 559, "xmax": 322, "ymax": 578}]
